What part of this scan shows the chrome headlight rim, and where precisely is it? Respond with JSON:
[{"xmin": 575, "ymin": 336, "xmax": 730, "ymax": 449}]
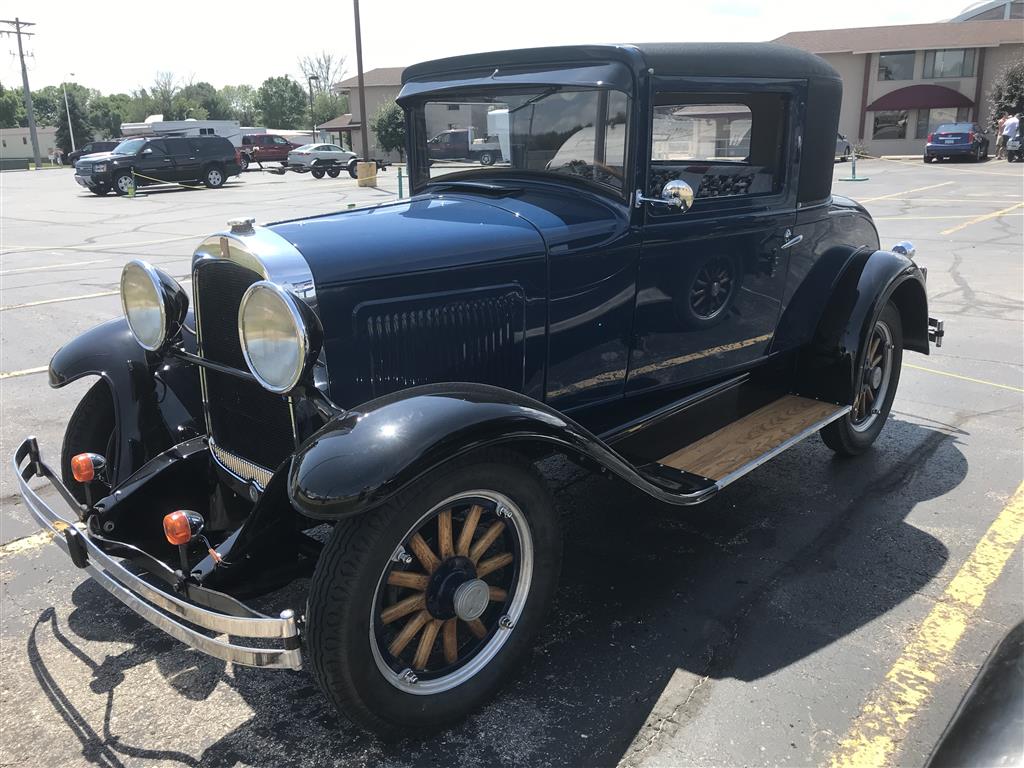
[
  {"xmin": 120, "ymin": 259, "xmax": 184, "ymax": 352},
  {"xmin": 238, "ymin": 281, "xmax": 319, "ymax": 395}
]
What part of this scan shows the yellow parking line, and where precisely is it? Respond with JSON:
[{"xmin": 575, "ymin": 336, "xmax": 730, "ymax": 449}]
[
  {"xmin": 829, "ymin": 482, "xmax": 1024, "ymax": 768},
  {"xmin": 0, "ymin": 530, "xmax": 56, "ymax": 558},
  {"xmin": 859, "ymin": 181, "xmax": 954, "ymax": 203},
  {"xmin": 874, "ymin": 215, "xmax": 989, "ymax": 221},
  {"xmin": 940, "ymin": 202, "xmax": 1024, "ymax": 235},
  {"xmin": 0, "ymin": 365, "xmax": 48, "ymax": 380},
  {"xmin": 905, "ymin": 363, "xmax": 1024, "ymax": 393},
  {"xmin": 0, "ymin": 258, "xmax": 110, "ymax": 276}
]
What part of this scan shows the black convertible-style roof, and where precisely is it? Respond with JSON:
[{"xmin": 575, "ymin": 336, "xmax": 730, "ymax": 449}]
[{"xmin": 402, "ymin": 43, "xmax": 842, "ymax": 205}]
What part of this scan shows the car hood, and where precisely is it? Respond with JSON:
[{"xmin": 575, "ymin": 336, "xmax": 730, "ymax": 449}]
[
  {"xmin": 75, "ymin": 151, "xmax": 127, "ymax": 165},
  {"xmin": 268, "ymin": 194, "xmax": 547, "ymax": 286}
]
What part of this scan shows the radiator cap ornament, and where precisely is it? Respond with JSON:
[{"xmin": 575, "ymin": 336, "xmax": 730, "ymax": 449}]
[{"xmin": 229, "ymin": 217, "xmax": 256, "ymax": 235}]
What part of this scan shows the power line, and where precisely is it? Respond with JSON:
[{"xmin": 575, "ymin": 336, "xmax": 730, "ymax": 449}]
[{"xmin": 0, "ymin": 17, "xmax": 41, "ymax": 168}]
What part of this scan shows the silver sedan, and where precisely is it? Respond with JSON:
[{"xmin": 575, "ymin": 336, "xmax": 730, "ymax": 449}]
[{"xmin": 286, "ymin": 143, "xmax": 358, "ymax": 172}]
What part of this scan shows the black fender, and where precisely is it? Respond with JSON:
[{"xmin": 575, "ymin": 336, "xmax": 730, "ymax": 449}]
[
  {"xmin": 48, "ymin": 315, "xmax": 204, "ymax": 484},
  {"xmin": 288, "ymin": 382, "xmax": 716, "ymax": 521},
  {"xmin": 791, "ymin": 248, "xmax": 929, "ymax": 404}
]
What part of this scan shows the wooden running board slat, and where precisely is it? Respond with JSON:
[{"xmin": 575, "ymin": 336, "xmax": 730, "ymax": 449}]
[{"xmin": 660, "ymin": 395, "xmax": 844, "ymax": 482}]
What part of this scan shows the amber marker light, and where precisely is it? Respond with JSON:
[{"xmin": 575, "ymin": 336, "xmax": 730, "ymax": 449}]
[
  {"xmin": 163, "ymin": 511, "xmax": 193, "ymax": 546},
  {"xmin": 71, "ymin": 453, "xmax": 100, "ymax": 483}
]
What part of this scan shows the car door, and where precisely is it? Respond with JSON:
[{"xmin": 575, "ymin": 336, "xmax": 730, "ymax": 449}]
[
  {"xmin": 626, "ymin": 84, "xmax": 801, "ymax": 394},
  {"xmin": 166, "ymin": 138, "xmax": 200, "ymax": 181},
  {"xmin": 136, "ymin": 139, "xmax": 174, "ymax": 181},
  {"xmin": 269, "ymin": 135, "xmax": 291, "ymax": 161}
]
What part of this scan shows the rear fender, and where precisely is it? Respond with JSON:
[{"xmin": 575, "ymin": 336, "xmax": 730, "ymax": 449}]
[
  {"xmin": 793, "ymin": 248, "xmax": 929, "ymax": 404},
  {"xmin": 288, "ymin": 382, "xmax": 715, "ymax": 521},
  {"xmin": 48, "ymin": 316, "xmax": 203, "ymax": 484}
]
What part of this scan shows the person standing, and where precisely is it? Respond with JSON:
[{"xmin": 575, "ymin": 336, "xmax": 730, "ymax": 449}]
[
  {"xmin": 1000, "ymin": 113, "xmax": 1020, "ymax": 160},
  {"xmin": 995, "ymin": 114, "xmax": 1008, "ymax": 158}
]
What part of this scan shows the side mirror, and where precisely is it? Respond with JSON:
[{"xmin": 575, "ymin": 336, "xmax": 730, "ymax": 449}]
[
  {"xmin": 634, "ymin": 179, "xmax": 695, "ymax": 212},
  {"xmin": 142, "ymin": 148, "xmax": 153, "ymax": 155}
]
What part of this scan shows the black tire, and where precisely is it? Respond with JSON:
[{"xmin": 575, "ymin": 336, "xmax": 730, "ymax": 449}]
[
  {"xmin": 821, "ymin": 302, "xmax": 903, "ymax": 457},
  {"xmin": 113, "ymin": 171, "xmax": 135, "ymax": 195},
  {"xmin": 923, "ymin": 155, "xmax": 933, "ymax": 163},
  {"xmin": 478, "ymin": 151, "xmax": 496, "ymax": 166},
  {"xmin": 327, "ymin": 167, "xmax": 341, "ymax": 178},
  {"xmin": 60, "ymin": 379, "xmax": 116, "ymax": 503},
  {"xmin": 239, "ymin": 154, "xmax": 250, "ymax": 171},
  {"xmin": 203, "ymin": 165, "xmax": 225, "ymax": 189},
  {"xmin": 91, "ymin": 184, "xmax": 111, "ymax": 196},
  {"xmin": 306, "ymin": 450, "xmax": 561, "ymax": 738},
  {"xmin": 311, "ymin": 167, "xmax": 326, "ymax": 179},
  {"xmin": 348, "ymin": 159, "xmax": 359, "ymax": 179},
  {"xmin": 840, "ymin": 148, "xmax": 850, "ymax": 162}
]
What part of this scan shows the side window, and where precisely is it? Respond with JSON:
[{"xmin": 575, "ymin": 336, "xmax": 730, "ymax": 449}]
[
  {"xmin": 144, "ymin": 140, "xmax": 167, "ymax": 156},
  {"xmin": 272, "ymin": 136, "xmax": 289, "ymax": 145},
  {"xmin": 165, "ymin": 138, "xmax": 191, "ymax": 155},
  {"xmin": 649, "ymin": 93, "xmax": 787, "ymax": 204},
  {"xmin": 242, "ymin": 136, "xmax": 252, "ymax": 146}
]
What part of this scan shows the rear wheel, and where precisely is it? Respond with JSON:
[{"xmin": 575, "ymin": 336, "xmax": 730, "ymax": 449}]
[
  {"xmin": 306, "ymin": 451, "xmax": 561, "ymax": 737},
  {"xmin": 478, "ymin": 151, "xmax": 496, "ymax": 166},
  {"xmin": 821, "ymin": 302, "xmax": 903, "ymax": 456},
  {"xmin": 239, "ymin": 154, "xmax": 250, "ymax": 171},
  {"xmin": 311, "ymin": 167, "xmax": 326, "ymax": 179},
  {"xmin": 348, "ymin": 159, "xmax": 359, "ymax": 179},
  {"xmin": 204, "ymin": 165, "xmax": 225, "ymax": 188},
  {"xmin": 327, "ymin": 167, "xmax": 341, "ymax": 178},
  {"xmin": 61, "ymin": 379, "xmax": 116, "ymax": 503}
]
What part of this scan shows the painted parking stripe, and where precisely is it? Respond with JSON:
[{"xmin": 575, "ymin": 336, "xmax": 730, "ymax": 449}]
[
  {"xmin": 0, "ymin": 278, "xmax": 190, "ymax": 311},
  {"xmin": 1, "ymin": 233, "xmax": 203, "ymax": 255},
  {"xmin": 829, "ymin": 482, "xmax": 1024, "ymax": 768},
  {"xmin": 0, "ymin": 258, "xmax": 111, "ymax": 276},
  {"xmin": 858, "ymin": 181, "xmax": 954, "ymax": 203},
  {"xmin": 0, "ymin": 365, "xmax": 48, "ymax": 380},
  {"xmin": 939, "ymin": 202, "xmax": 1024, "ymax": 235},
  {"xmin": 905, "ymin": 363, "xmax": 1024, "ymax": 393}
]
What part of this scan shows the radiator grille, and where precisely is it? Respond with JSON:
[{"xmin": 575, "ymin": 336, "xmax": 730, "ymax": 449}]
[
  {"xmin": 356, "ymin": 290, "xmax": 525, "ymax": 398},
  {"xmin": 194, "ymin": 259, "xmax": 295, "ymax": 477}
]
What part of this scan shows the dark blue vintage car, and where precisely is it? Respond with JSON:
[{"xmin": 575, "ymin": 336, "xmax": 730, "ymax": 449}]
[{"xmin": 15, "ymin": 43, "xmax": 944, "ymax": 736}]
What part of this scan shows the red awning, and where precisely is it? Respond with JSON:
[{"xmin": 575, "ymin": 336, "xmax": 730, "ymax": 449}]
[{"xmin": 866, "ymin": 85, "xmax": 973, "ymax": 111}]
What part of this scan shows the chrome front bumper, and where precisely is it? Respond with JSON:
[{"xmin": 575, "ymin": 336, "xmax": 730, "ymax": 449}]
[{"xmin": 12, "ymin": 437, "xmax": 302, "ymax": 670}]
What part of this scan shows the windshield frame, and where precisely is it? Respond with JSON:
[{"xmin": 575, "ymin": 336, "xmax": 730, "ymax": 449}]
[{"xmin": 406, "ymin": 83, "xmax": 637, "ymax": 202}]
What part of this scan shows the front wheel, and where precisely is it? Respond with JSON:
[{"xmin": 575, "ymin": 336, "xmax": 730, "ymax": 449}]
[
  {"xmin": 91, "ymin": 184, "xmax": 111, "ymax": 196},
  {"xmin": 306, "ymin": 451, "xmax": 561, "ymax": 737},
  {"xmin": 348, "ymin": 159, "xmax": 359, "ymax": 179},
  {"xmin": 61, "ymin": 379, "xmax": 116, "ymax": 503},
  {"xmin": 239, "ymin": 154, "xmax": 250, "ymax": 171},
  {"xmin": 478, "ymin": 151, "xmax": 496, "ymax": 166},
  {"xmin": 820, "ymin": 302, "xmax": 903, "ymax": 456},
  {"xmin": 311, "ymin": 167, "xmax": 326, "ymax": 179},
  {"xmin": 113, "ymin": 171, "xmax": 135, "ymax": 195}
]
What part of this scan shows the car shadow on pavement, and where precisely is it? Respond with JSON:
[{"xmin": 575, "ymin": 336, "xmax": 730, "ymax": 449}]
[{"xmin": 28, "ymin": 416, "xmax": 966, "ymax": 767}]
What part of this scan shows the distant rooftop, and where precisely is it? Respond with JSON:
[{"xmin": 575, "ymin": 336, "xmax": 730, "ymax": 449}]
[
  {"xmin": 773, "ymin": 18, "xmax": 1024, "ymax": 54},
  {"xmin": 334, "ymin": 67, "xmax": 405, "ymax": 91}
]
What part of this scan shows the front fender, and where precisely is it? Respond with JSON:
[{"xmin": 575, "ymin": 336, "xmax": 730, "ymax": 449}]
[
  {"xmin": 794, "ymin": 248, "xmax": 929, "ymax": 404},
  {"xmin": 49, "ymin": 316, "xmax": 203, "ymax": 484},
  {"xmin": 288, "ymin": 383, "xmax": 715, "ymax": 520}
]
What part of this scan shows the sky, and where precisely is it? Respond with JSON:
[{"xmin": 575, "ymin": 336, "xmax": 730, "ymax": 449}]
[{"xmin": 1, "ymin": 0, "xmax": 986, "ymax": 95}]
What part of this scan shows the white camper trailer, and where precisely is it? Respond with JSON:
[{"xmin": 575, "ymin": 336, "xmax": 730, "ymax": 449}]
[{"xmin": 120, "ymin": 116, "xmax": 244, "ymax": 147}]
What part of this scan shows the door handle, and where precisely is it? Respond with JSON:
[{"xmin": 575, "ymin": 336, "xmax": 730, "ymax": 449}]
[{"xmin": 780, "ymin": 230, "xmax": 803, "ymax": 250}]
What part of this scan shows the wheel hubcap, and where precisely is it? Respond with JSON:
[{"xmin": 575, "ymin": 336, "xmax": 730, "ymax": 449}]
[
  {"xmin": 851, "ymin": 320, "xmax": 893, "ymax": 431},
  {"xmin": 370, "ymin": 490, "xmax": 532, "ymax": 694}
]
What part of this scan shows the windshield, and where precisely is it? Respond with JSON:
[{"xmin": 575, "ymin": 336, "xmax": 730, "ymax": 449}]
[
  {"xmin": 112, "ymin": 138, "xmax": 146, "ymax": 155},
  {"xmin": 411, "ymin": 86, "xmax": 631, "ymax": 196}
]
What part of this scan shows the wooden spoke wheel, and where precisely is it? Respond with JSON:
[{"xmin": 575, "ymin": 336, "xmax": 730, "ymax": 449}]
[
  {"xmin": 370, "ymin": 490, "xmax": 533, "ymax": 694},
  {"xmin": 850, "ymin": 317, "xmax": 894, "ymax": 432},
  {"xmin": 690, "ymin": 256, "xmax": 735, "ymax": 320}
]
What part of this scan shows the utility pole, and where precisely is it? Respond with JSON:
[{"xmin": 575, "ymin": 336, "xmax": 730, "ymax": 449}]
[
  {"xmin": 352, "ymin": 0, "xmax": 369, "ymax": 162},
  {"xmin": 0, "ymin": 18, "xmax": 42, "ymax": 169}
]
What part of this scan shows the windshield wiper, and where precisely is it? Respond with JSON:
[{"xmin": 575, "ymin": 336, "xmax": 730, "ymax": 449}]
[{"xmin": 424, "ymin": 180, "xmax": 523, "ymax": 197}]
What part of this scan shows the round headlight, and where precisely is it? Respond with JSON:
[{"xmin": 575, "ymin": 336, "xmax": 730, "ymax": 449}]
[
  {"xmin": 238, "ymin": 282, "xmax": 319, "ymax": 394},
  {"xmin": 120, "ymin": 260, "xmax": 187, "ymax": 351}
]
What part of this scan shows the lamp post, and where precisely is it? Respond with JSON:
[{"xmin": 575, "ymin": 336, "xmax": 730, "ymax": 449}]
[
  {"xmin": 62, "ymin": 72, "xmax": 76, "ymax": 152},
  {"xmin": 307, "ymin": 74, "xmax": 319, "ymax": 145}
]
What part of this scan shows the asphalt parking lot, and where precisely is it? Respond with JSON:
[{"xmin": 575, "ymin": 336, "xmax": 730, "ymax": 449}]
[{"xmin": 1, "ymin": 158, "xmax": 1021, "ymax": 768}]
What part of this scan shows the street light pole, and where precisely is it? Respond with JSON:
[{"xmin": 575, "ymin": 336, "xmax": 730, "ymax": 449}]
[
  {"xmin": 353, "ymin": 0, "xmax": 370, "ymax": 162},
  {"xmin": 62, "ymin": 72, "xmax": 76, "ymax": 152},
  {"xmin": 307, "ymin": 75, "xmax": 319, "ymax": 145}
]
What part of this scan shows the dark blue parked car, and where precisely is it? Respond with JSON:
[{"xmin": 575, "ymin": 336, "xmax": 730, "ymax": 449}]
[
  {"xmin": 924, "ymin": 122, "xmax": 990, "ymax": 162},
  {"xmin": 15, "ymin": 42, "xmax": 944, "ymax": 736}
]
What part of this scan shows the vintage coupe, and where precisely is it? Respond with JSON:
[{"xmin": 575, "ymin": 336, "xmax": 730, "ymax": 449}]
[{"xmin": 15, "ymin": 43, "xmax": 944, "ymax": 735}]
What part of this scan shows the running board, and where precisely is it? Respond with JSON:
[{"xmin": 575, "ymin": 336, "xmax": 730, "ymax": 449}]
[{"xmin": 658, "ymin": 395, "xmax": 850, "ymax": 489}]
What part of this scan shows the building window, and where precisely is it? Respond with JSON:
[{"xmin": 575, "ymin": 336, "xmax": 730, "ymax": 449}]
[
  {"xmin": 878, "ymin": 51, "xmax": 916, "ymax": 81},
  {"xmin": 916, "ymin": 107, "xmax": 972, "ymax": 138},
  {"xmin": 23, "ymin": 136, "xmax": 27, "ymax": 144},
  {"xmin": 873, "ymin": 110, "xmax": 910, "ymax": 139},
  {"xmin": 923, "ymin": 49, "xmax": 976, "ymax": 78}
]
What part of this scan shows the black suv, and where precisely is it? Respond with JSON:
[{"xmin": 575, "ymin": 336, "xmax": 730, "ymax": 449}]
[
  {"xmin": 67, "ymin": 140, "xmax": 122, "ymax": 166},
  {"xmin": 74, "ymin": 136, "xmax": 242, "ymax": 196}
]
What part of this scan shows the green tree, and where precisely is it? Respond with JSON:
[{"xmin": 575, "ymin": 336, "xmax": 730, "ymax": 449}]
[
  {"xmin": 312, "ymin": 91, "xmax": 347, "ymax": 126},
  {"xmin": 0, "ymin": 82, "xmax": 25, "ymax": 128},
  {"xmin": 126, "ymin": 89, "xmax": 156, "ymax": 122},
  {"xmin": 370, "ymin": 101, "xmax": 406, "ymax": 160},
  {"xmin": 220, "ymin": 84, "xmax": 258, "ymax": 124},
  {"xmin": 150, "ymin": 71, "xmax": 179, "ymax": 118},
  {"xmin": 30, "ymin": 85, "xmax": 63, "ymax": 126},
  {"xmin": 180, "ymin": 81, "xmax": 232, "ymax": 120},
  {"xmin": 255, "ymin": 76, "xmax": 307, "ymax": 129},
  {"xmin": 90, "ymin": 93, "xmax": 133, "ymax": 137},
  {"xmin": 55, "ymin": 90, "xmax": 93, "ymax": 154},
  {"xmin": 988, "ymin": 60, "xmax": 1024, "ymax": 129}
]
